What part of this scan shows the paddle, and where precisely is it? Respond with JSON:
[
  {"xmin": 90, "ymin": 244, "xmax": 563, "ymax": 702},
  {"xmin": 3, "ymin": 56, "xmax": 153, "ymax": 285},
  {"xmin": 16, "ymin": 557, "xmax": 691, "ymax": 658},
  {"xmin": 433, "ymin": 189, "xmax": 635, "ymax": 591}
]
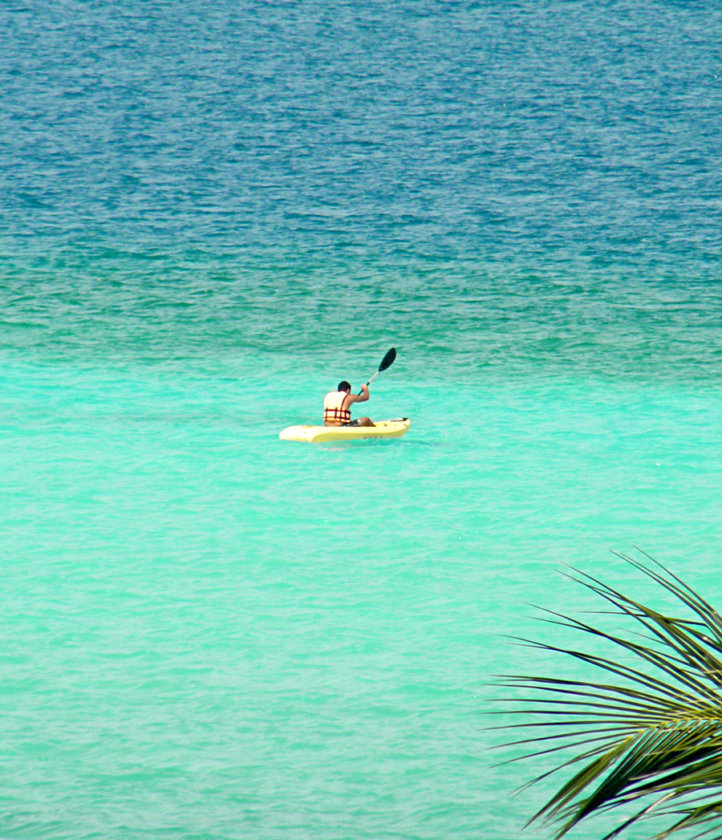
[{"xmin": 359, "ymin": 347, "xmax": 396, "ymax": 394}]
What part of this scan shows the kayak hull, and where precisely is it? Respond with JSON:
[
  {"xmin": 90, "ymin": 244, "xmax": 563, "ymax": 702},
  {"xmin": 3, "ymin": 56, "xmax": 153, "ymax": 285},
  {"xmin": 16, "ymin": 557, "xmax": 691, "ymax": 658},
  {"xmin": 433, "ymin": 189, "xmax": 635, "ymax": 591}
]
[{"xmin": 280, "ymin": 418, "xmax": 410, "ymax": 443}]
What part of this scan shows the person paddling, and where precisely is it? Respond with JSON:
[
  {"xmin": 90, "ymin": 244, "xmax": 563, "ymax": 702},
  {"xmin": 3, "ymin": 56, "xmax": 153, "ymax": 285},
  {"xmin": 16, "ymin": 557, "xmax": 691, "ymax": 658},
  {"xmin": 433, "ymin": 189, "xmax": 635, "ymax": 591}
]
[{"xmin": 323, "ymin": 381, "xmax": 375, "ymax": 427}]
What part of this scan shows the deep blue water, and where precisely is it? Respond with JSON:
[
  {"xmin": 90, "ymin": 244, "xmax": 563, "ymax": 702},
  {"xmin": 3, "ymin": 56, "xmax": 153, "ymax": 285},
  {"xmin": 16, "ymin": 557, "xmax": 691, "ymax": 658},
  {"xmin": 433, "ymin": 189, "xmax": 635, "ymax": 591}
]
[{"xmin": 4, "ymin": 1, "xmax": 722, "ymax": 271}]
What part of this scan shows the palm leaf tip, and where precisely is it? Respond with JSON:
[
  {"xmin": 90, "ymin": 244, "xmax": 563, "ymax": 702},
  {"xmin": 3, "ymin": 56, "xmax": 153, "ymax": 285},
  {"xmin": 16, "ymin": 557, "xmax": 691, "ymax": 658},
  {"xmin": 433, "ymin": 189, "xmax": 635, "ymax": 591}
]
[{"xmin": 500, "ymin": 556, "xmax": 722, "ymax": 839}]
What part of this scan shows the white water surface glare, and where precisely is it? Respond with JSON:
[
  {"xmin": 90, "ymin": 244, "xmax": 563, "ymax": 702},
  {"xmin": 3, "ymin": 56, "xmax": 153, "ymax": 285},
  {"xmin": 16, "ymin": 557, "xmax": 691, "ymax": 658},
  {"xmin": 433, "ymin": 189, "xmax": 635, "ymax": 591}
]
[{"xmin": 3, "ymin": 0, "xmax": 722, "ymax": 837}]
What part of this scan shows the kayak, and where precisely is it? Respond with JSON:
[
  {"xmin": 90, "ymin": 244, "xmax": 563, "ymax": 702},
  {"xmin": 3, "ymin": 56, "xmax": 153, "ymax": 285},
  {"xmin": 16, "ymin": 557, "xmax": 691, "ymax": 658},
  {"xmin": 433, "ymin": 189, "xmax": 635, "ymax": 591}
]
[
  {"xmin": 279, "ymin": 417, "xmax": 410, "ymax": 444},
  {"xmin": 280, "ymin": 418, "xmax": 410, "ymax": 443}
]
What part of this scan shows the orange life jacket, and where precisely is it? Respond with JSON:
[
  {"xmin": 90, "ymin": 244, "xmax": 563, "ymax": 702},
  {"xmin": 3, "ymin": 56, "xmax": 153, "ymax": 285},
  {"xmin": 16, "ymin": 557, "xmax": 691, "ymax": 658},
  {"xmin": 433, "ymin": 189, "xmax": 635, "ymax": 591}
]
[{"xmin": 323, "ymin": 390, "xmax": 351, "ymax": 424}]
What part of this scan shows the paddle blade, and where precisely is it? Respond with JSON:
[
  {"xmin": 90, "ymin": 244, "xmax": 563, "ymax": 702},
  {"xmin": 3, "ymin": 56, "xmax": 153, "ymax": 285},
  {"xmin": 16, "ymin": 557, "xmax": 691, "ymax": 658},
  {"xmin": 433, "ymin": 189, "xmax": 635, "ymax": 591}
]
[
  {"xmin": 378, "ymin": 347, "xmax": 396, "ymax": 372},
  {"xmin": 359, "ymin": 348, "xmax": 397, "ymax": 393}
]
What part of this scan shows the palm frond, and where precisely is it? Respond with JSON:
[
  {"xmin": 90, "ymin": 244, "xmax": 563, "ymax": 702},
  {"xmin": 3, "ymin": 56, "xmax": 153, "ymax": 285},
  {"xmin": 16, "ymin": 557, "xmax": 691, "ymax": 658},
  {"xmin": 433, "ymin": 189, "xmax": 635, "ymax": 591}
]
[{"xmin": 501, "ymin": 555, "xmax": 722, "ymax": 839}]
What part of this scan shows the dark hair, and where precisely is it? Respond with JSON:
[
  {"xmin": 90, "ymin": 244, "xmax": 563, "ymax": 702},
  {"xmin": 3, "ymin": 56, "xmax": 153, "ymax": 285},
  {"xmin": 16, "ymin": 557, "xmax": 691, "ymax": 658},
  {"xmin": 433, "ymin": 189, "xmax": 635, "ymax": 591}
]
[{"xmin": 337, "ymin": 380, "xmax": 351, "ymax": 392}]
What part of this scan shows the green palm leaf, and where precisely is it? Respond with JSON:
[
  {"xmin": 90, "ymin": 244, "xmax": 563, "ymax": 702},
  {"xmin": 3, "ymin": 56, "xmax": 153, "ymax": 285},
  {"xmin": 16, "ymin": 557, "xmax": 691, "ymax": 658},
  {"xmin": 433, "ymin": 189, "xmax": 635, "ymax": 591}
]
[{"xmin": 499, "ymin": 554, "xmax": 722, "ymax": 839}]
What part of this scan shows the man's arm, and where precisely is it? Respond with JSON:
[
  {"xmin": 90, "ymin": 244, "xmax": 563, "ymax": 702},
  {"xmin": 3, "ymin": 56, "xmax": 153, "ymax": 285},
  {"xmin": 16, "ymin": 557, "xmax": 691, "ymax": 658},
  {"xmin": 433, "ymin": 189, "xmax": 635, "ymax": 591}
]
[{"xmin": 348, "ymin": 384, "xmax": 370, "ymax": 404}]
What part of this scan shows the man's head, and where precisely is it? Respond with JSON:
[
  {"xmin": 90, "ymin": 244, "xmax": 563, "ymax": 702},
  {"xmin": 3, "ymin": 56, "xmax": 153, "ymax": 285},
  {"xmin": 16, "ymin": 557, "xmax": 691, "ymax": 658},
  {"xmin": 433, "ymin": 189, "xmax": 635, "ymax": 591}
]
[{"xmin": 337, "ymin": 381, "xmax": 351, "ymax": 393}]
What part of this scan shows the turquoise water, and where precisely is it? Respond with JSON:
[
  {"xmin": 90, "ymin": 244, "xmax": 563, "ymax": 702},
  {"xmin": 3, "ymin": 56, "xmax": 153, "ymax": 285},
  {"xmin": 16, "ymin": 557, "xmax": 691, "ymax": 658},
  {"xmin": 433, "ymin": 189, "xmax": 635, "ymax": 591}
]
[{"xmin": 3, "ymin": 2, "xmax": 722, "ymax": 838}]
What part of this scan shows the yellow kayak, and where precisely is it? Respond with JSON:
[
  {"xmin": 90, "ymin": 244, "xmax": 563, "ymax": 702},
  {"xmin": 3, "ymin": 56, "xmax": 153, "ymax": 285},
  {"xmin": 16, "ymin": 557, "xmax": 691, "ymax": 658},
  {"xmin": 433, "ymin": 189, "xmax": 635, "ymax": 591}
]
[{"xmin": 279, "ymin": 418, "xmax": 410, "ymax": 443}]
